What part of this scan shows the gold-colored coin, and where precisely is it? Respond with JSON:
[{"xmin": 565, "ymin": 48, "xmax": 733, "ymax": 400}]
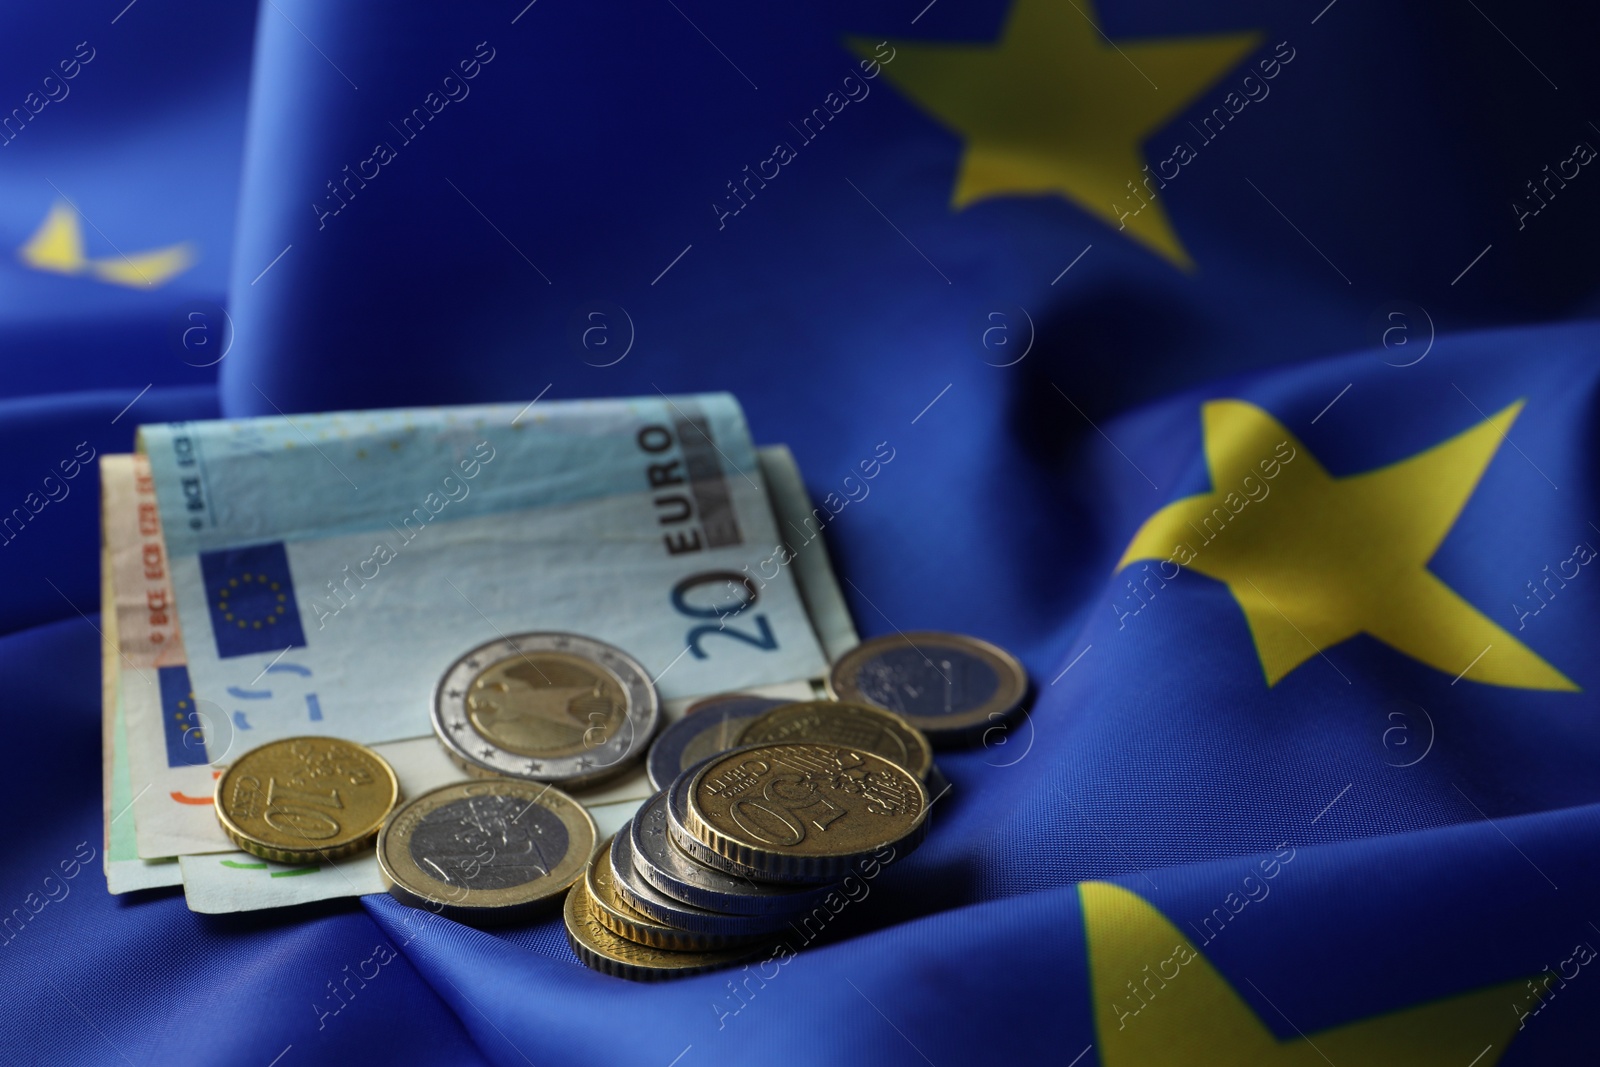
[
  {"xmin": 563, "ymin": 881, "xmax": 762, "ymax": 981},
  {"xmin": 214, "ymin": 737, "xmax": 399, "ymax": 863},
  {"xmin": 377, "ymin": 780, "xmax": 595, "ymax": 923},
  {"xmin": 737, "ymin": 700, "xmax": 933, "ymax": 779},
  {"xmin": 432, "ymin": 633, "xmax": 661, "ymax": 789},
  {"xmin": 686, "ymin": 743, "xmax": 929, "ymax": 883},
  {"xmin": 583, "ymin": 837, "xmax": 765, "ymax": 950},
  {"xmin": 468, "ymin": 653, "xmax": 628, "ymax": 758}
]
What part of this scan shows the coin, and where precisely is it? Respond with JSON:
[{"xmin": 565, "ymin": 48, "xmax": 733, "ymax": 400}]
[
  {"xmin": 738, "ymin": 700, "xmax": 933, "ymax": 779},
  {"xmin": 608, "ymin": 830, "xmax": 792, "ymax": 937},
  {"xmin": 665, "ymin": 761, "xmax": 777, "ymax": 883},
  {"xmin": 685, "ymin": 743, "xmax": 930, "ymax": 883},
  {"xmin": 377, "ymin": 780, "xmax": 595, "ymax": 923},
  {"xmin": 646, "ymin": 695, "xmax": 788, "ymax": 791},
  {"xmin": 584, "ymin": 836, "xmax": 765, "ymax": 950},
  {"xmin": 214, "ymin": 737, "xmax": 399, "ymax": 864},
  {"xmin": 563, "ymin": 880, "xmax": 761, "ymax": 981},
  {"xmin": 433, "ymin": 632, "xmax": 660, "ymax": 789},
  {"xmin": 827, "ymin": 631, "xmax": 1029, "ymax": 744},
  {"xmin": 630, "ymin": 790, "xmax": 836, "ymax": 916}
]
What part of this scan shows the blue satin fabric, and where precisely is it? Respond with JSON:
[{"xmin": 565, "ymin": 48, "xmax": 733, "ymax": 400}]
[{"xmin": 5, "ymin": 0, "xmax": 1600, "ymax": 1061}]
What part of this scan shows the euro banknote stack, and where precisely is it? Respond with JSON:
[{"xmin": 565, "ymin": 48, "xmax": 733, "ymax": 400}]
[{"xmin": 99, "ymin": 394, "xmax": 861, "ymax": 913}]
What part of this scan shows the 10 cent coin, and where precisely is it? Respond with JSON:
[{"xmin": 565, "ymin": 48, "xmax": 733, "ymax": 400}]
[{"xmin": 214, "ymin": 737, "xmax": 399, "ymax": 864}]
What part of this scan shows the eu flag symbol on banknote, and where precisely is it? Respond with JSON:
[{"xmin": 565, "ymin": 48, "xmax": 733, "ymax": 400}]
[
  {"xmin": 197, "ymin": 542, "xmax": 306, "ymax": 658},
  {"xmin": 157, "ymin": 665, "xmax": 208, "ymax": 769}
]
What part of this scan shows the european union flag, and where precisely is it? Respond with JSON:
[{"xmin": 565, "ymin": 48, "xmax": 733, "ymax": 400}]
[
  {"xmin": 5, "ymin": 0, "xmax": 1600, "ymax": 1064},
  {"xmin": 157, "ymin": 665, "xmax": 208, "ymax": 769},
  {"xmin": 198, "ymin": 542, "xmax": 306, "ymax": 658}
]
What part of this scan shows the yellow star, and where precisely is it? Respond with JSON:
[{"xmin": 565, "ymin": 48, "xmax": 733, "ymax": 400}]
[
  {"xmin": 1083, "ymin": 881, "xmax": 1526, "ymax": 1065},
  {"xmin": 852, "ymin": 0, "xmax": 1259, "ymax": 268},
  {"xmin": 1118, "ymin": 399, "xmax": 1575, "ymax": 691},
  {"xmin": 18, "ymin": 200, "xmax": 195, "ymax": 288},
  {"xmin": 18, "ymin": 201, "xmax": 86, "ymax": 273}
]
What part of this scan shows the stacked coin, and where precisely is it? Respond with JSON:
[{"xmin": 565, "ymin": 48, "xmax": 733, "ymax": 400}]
[
  {"xmin": 565, "ymin": 740, "xmax": 931, "ymax": 980},
  {"xmin": 737, "ymin": 699, "xmax": 935, "ymax": 778},
  {"xmin": 664, "ymin": 694, "xmax": 954, "ymax": 803},
  {"xmin": 645, "ymin": 694, "xmax": 790, "ymax": 791}
]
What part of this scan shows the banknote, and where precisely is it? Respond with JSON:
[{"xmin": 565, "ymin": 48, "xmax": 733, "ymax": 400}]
[
  {"xmin": 136, "ymin": 395, "xmax": 831, "ymax": 764},
  {"xmin": 758, "ymin": 444, "xmax": 858, "ymax": 664},
  {"xmin": 100, "ymin": 452, "xmax": 231, "ymax": 860},
  {"xmin": 103, "ymin": 455, "xmax": 497, "ymax": 863},
  {"xmin": 106, "ymin": 688, "xmax": 182, "ymax": 892},
  {"xmin": 96, "ymin": 493, "xmax": 181, "ymax": 894},
  {"xmin": 176, "ymin": 851, "xmax": 383, "ymax": 914}
]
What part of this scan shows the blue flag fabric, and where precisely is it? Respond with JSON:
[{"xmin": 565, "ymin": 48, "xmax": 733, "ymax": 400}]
[{"xmin": 4, "ymin": 0, "xmax": 1600, "ymax": 1064}]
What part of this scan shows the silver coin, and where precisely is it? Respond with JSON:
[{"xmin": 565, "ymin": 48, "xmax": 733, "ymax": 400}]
[
  {"xmin": 828, "ymin": 631, "xmax": 1029, "ymax": 744},
  {"xmin": 608, "ymin": 828, "xmax": 792, "ymax": 937},
  {"xmin": 432, "ymin": 632, "xmax": 660, "ymax": 790},
  {"xmin": 629, "ymin": 791, "xmax": 837, "ymax": 916},
  {"xmin": 646, "ymin": 695, "xmax": 788, "ymax": 792},
  {"xmin": 378, "ymin": 780, "xmax": 595, "ymax": 924}
]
